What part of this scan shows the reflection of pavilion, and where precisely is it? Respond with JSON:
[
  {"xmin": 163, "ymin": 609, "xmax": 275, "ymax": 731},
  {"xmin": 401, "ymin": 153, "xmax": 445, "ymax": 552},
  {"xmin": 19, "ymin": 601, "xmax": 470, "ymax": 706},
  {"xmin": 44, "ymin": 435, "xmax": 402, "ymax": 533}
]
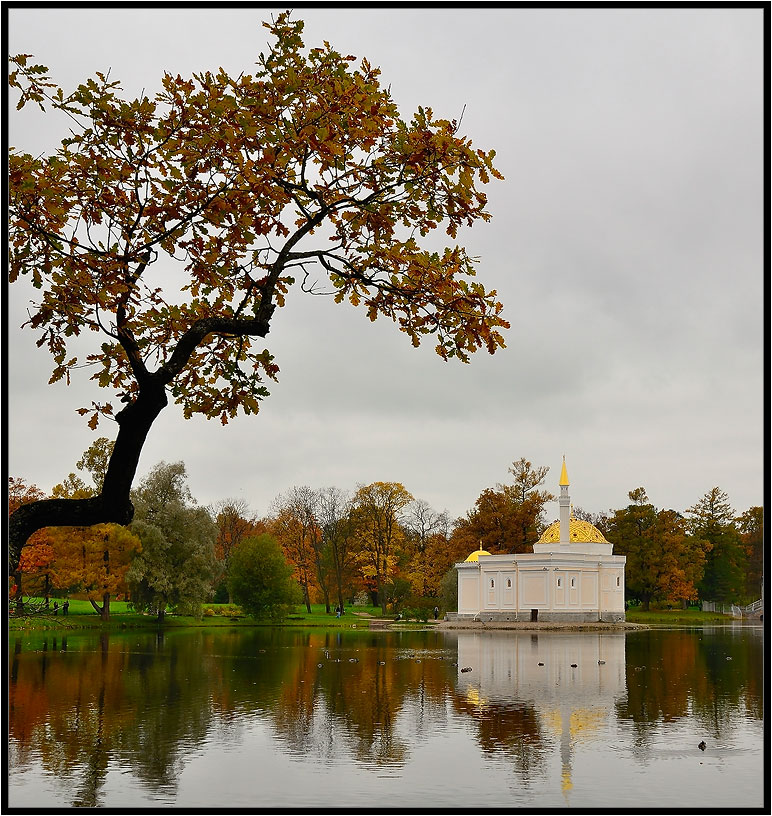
[{"xmin": 456, "ymin": 631, "xmax": 626, "ymax": 802}]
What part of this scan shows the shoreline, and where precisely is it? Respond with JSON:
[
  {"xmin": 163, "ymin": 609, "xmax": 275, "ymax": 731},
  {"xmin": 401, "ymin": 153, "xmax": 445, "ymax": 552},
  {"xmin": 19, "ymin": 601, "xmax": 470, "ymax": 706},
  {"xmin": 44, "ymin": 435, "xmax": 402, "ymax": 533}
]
[{"xmin": 435, "ymin": 619, "xmax": 648, "ymax": 631}]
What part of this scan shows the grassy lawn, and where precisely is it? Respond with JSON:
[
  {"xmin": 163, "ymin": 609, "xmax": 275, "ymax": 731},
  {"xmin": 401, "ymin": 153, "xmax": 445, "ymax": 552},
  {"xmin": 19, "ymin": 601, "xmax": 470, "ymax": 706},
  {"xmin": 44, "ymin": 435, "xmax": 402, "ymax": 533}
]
[
  {"xmin": 625, "ymin": 607, "xmax": 735, "ymax": 625},
  {"xmin": 16, "ymin": 599, "xmax": 738, "ymax": 631},
  {"xmin": 8, "ymin": 599, "xmax": 394, "ymax": 632}
]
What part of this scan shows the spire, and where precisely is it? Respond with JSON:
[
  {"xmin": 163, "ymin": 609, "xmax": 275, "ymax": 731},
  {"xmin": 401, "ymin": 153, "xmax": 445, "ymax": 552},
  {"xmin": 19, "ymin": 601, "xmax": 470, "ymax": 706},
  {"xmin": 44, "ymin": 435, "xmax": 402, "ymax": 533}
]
[{"xmin": 559, "ymin": 455, "xmax": 570, "ymax": 486}]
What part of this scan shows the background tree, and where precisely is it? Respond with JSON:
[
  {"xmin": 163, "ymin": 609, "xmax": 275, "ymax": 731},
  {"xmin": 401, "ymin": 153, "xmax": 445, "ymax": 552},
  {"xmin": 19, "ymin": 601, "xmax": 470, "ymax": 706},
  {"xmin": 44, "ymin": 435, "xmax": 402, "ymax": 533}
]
[
  {"xmin": 48, "ymin": 524, "xmax": 141, "ymax": 620},
  {"xmin": 227, "ymin": 534, "xmax": 302, "ymax": 621},
  {"xmin": 507, "ymin": 457, "xmax": 555, "ymax": 549},
  {"xmin": 8, "ymin": 12, "xmax": 507, "ymax": 571},
  {"xmin": 126, "ymin": 461, "xmax": 217, "ymax": 620},
  {"xmin": 403, "ymin": 499, "xmax": 449, "ymax": 597},
  {"xmin": 351, "ymin": 481, "xmax": 414, "ymax": 614},
  {"xmin": 48, "ymin": 467, "xmax": 141, "ymax": 620},
  {"xmin": 650, "ymin": 509, "xmax": 705, "ymax": 608},
  {"xmin": 449, "ymin": 458, "xmax": 553, "ymax": 555},
  {"xmin": 34, "ymin": 452, "xmax": 140, "ymax": 621},
  {"xmin": 276, "ymin": 486, "xmax": 333, "ymax": 612},
  {"xmin": 687, "ymin": 487, "xmax": 746, "ymax": 604},
  {"xmin": 76, "ymin": 438, "xmax": 115, "ymax": 491},
  {"xmin": 451, "ymin": 488, "xmax": 520, "ymax": 555},
  {"xmin": 212, "ymin": 499, "xmax": 264, "ymax": 602},
  {"xmin": 269, "ymin": 492, "xmax": 320, "ymax": 613},
  {"xmin": 737, "ymin": 506, "xmax": 763, "ymax": 602},
  {"xmin": 609, "ymin": 488, "xmax": 708, "ymax": 610},
  {"xmin": 608, "ymin": 488, "xmax": 659, "ymax": 610},
  {"xmin": 8, "ymin": 477, "xmax": 52, "ymax": 613},
  {"xmin": 439, "ymin": 566, "xmax": 458, "ymax": 614},
  {"xmin": 316, "ymin": 486, "xmax": 356, "ymax": 613}
]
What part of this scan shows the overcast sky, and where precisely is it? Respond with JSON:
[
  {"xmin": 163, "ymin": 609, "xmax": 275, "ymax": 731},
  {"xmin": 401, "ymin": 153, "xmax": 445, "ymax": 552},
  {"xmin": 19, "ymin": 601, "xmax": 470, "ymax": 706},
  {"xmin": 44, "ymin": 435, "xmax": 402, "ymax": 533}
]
[{"xmin": 6, "ymin": 6, "xmax": 765, "ymax": 527}]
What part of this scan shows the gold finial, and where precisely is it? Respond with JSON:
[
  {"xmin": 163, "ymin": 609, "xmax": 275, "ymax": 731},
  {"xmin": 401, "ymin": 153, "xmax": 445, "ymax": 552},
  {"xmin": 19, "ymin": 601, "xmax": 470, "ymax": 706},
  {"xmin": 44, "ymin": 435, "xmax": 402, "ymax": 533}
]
[{"xmin": 559, "ymin": 455, "xmax": 570, "ymax": 486}]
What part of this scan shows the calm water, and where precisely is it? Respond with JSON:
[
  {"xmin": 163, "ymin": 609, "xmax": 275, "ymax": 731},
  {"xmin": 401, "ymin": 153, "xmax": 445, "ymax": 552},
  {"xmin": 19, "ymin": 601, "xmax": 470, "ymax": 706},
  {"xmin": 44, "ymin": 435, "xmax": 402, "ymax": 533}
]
[{"xmin": 8, "ymin": 624, "xmax": 765, "ymax": 810}]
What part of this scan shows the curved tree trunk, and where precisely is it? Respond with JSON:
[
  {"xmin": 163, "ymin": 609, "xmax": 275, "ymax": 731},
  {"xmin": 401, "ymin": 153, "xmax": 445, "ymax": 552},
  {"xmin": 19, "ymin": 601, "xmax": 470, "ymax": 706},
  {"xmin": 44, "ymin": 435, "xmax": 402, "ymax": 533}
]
[{"xmin": 8, "ymin": 380, "xmax": 168, "ymax": 573}]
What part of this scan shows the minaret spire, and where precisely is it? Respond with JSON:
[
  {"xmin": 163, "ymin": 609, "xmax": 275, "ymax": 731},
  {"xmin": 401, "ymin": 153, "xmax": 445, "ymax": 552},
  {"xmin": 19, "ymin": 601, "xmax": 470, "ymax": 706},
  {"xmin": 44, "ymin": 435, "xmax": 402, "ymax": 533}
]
[
  {"xmin": 559, "ymin": 456, "xmax": 571, "ymax": 545},
  {"xmin": 559, "ymin": 455, "xmax": 570, "ymax": 486}
]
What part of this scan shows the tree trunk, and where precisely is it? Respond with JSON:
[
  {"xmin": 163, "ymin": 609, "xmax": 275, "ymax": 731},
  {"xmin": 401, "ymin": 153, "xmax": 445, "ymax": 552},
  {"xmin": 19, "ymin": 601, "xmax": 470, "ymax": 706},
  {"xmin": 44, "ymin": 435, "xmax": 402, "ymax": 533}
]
[
  {"xmin": 8, "ymin": 381, "xmax": 168, "ymax": 573},
  {"xmin": 89, "ymin": 593, "xmax": 111, "ymax": 621},
  {"xmin": 378, "ymin": 575, "xmax": 387, "ymax": 616}
]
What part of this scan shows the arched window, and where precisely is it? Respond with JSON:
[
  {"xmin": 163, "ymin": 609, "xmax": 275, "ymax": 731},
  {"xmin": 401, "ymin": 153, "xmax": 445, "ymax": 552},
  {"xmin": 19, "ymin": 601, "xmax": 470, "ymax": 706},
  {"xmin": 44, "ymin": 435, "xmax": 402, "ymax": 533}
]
[
  {"xmin": 490, "ymin": 579, "xmax": 495, "ymax": 589},
  {"xmin": 557, "ymin": 577, "xmax": 562, "ymax": 588},
  {"xmin": 506, "ymin": 578, "xmax": 512, "ymax": 588}
]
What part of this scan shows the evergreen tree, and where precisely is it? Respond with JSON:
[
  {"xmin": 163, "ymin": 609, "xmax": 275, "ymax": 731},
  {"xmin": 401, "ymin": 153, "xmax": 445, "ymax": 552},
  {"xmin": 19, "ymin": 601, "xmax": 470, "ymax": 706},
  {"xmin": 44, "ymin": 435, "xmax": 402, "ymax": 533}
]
[{"xmin": 687, "ymin": 487, "xmax": 746, "ymax": 604}]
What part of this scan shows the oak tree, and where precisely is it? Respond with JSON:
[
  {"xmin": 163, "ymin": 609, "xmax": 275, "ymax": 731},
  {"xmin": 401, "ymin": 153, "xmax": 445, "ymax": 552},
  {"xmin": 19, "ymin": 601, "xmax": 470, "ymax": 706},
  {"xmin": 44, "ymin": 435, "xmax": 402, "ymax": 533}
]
[{"xmin": 8, "ymin": 12, "xmax": 507, "ymax": 571}]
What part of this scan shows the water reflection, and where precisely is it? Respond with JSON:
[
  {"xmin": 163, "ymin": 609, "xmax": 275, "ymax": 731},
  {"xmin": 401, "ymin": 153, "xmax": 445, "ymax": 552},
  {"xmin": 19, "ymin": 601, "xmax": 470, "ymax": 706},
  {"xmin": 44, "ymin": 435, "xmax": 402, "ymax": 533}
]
[
  {"xmin": 8, "ymin": 626, "xmax": 764, "ymax": 809},
  {"xmin": 455, "ymin": 631, "xmax": 626, "ymax": 801}
]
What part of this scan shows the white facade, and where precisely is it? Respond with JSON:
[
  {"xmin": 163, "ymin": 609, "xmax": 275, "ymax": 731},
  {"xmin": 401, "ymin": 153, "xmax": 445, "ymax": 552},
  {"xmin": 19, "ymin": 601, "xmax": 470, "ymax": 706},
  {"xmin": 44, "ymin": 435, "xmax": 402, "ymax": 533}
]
[{"xmin": 453, "ymin": 461, "xmax": 626, "ymax": 623}]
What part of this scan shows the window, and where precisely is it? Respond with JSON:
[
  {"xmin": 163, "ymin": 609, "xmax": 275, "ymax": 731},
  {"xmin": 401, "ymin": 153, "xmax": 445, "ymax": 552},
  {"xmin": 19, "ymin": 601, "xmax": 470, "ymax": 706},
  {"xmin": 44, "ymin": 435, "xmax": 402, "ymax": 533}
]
[
  {"xmin": 490, "ymin": 579, "xmax": 495, "ymax": 589},
  {"xmin": 506, "ymin": 578, "xmax": 512, "ymax": 588},
  {"xmin": 616, "ymin": 576, "xmax": 621, "ymax": 587},
  {"xmin": 557, "ymin": 577, "xmax": 562, "ymax": 588},
  {"xmin": 570, "ymin": 577, "xmax": 575, "ymax": 588}
]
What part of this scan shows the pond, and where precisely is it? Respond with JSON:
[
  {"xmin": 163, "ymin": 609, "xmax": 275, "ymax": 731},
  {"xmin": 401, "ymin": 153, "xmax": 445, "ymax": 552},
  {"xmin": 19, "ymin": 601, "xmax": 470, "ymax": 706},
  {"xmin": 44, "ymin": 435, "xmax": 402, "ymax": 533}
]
[{"xmin": 7, "ymin": 624, "xmax": 765, "ymax": 810}]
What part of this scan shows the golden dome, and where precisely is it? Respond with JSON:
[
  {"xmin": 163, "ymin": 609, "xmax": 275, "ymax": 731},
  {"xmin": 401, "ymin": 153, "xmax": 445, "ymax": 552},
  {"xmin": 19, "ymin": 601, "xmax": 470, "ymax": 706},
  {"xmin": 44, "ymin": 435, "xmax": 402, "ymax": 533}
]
[
  {"xmin": 464, "ymin": 548, "xmax": 492, "ymax": 562},
  {"xmin": 538, "ymin": 518, "xmax": 609, "ymax": 544}
]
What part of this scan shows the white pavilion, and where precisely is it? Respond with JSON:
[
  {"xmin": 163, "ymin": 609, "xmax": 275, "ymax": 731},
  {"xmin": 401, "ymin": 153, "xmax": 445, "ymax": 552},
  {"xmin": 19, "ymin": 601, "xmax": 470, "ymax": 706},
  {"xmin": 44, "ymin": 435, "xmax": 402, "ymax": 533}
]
[{"xmin": 452, "ymin": 458, "xmax": 626, "ymax": 623}]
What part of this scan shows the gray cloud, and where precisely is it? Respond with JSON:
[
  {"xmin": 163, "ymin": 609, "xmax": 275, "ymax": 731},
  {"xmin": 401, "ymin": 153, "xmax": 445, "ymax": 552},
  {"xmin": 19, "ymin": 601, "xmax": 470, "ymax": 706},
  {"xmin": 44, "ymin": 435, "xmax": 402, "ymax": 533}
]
[{"xmin": 7, "ymin": 7, "xmax": 764, "ymax": 524}]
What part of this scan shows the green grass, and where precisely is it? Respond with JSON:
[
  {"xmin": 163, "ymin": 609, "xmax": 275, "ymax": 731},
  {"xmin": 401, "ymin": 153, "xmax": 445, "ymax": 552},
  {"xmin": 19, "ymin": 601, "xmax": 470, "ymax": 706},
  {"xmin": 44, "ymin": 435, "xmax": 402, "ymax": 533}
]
[
  {"xmin": 625, "ymin": 607, "xmax": 734, "ymax": 625},
  {"xmin": 8, "ymin": 599, "xmax": 393, "ymax": 632}
]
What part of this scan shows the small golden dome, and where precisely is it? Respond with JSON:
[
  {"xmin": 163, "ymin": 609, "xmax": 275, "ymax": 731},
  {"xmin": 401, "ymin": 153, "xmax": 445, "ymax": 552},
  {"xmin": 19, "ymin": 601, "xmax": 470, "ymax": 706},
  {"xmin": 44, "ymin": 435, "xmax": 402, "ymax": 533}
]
[
  {"xmin": 538, "ymin": 518, "xmax": 608, "ymax": 544},
  {"xmin": 464, "ymin": 548, "xmax": 492, "ymax": 562}
]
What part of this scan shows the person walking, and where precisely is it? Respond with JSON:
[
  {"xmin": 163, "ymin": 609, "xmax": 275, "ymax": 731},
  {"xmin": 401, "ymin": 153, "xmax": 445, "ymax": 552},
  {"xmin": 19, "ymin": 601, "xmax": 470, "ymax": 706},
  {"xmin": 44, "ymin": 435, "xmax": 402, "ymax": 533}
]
[
  {"xmin": 63, "ymin": 599, "xmax": 69, "ymax": 616},
  {"xmin": 433, "ymin": 606, "xmax": 439, "ymax": 620}
]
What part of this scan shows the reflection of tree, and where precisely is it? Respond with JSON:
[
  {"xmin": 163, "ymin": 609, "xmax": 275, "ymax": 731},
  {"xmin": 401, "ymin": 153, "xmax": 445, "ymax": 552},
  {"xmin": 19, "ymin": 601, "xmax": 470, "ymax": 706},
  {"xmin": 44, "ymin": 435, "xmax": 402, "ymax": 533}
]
[
  {"xmin": 269, "ymin": 633, "xmax": 422, "ymax": 767},
  {"xmin": 617, "ymin": 629, "xmax": 764, "ymax": 746},
  {"xmin": 452, "ymin": 692, "xmax": 547, "ymax": 785},
  {"xmin": 9, "ymin": 633, "xmax": 134, "ymax": 806}
]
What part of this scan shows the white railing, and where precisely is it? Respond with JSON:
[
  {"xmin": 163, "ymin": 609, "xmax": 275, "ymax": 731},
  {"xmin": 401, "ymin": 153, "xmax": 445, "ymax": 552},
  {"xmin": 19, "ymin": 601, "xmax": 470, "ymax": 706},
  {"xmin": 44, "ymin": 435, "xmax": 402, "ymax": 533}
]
[
  {"xmin": 702, "ymin": 601, "xmax": 744, "ymax": 617},
  {"xmin": 702, "ymin": 599, "xmax": 763, "ymax": 617}
]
